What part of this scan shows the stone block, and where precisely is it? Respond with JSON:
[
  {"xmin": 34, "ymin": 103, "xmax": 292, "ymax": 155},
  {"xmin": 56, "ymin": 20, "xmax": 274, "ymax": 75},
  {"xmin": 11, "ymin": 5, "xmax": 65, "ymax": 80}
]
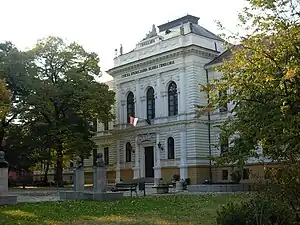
[
  {"xmin": 0, "ymin": 168, "xmax": 8, "ymax": 194},
  {"xmin": 0, "ymin": 195, "xmax": 17, "ymax": 205},
  {"xmin": 93, "ymin": 167, "xmax": 107, "ymax": 193},
  {"xmin": 74, "ymin": 169, "xmax": 84, "ymax": 192}
]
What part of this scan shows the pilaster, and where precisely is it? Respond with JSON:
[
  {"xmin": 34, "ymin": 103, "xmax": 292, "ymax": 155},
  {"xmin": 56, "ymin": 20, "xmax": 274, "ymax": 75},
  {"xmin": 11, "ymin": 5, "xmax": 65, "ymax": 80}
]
[
  {"xmin": 161, "ymin": 91, "xmax": 168, "ymax": 117},
  {"xmin": 121, "ymin": 100, "xmax": 126, "ymax": 124},
  {"xmin": 116, "ymin": 84, "xmax": 121, "ymax": 124},
  {"xmin": 155, "ymin": 75, "xmax": 162, "ymax": 117},
  {"xmin": 133, "ymin": 136, "xmax": 140, "ymax": 179},
  {"xmin": 179, "ymin": 67, "xmax": 186, "ymax": 114},
  {"xmin": 135, "ymin": 79, "xmax": 140, "ymax": 117},
  {"xmin": 179, "ymin": 126, "xmax": 188, "ymax": 179},
  {"xmin": 115, "ymin": 140, "xmax": 121, "ymax": 183},
  {"xmin": 154, "ymin": 133, "xmax": 162, "ymax": 185}
]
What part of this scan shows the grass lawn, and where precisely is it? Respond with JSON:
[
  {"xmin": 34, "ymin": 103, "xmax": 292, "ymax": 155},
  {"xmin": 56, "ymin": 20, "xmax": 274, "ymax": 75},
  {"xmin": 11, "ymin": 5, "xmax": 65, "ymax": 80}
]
[{"xmin": 0, "ymin": 194, "xmax": 244, "ymax": 225}]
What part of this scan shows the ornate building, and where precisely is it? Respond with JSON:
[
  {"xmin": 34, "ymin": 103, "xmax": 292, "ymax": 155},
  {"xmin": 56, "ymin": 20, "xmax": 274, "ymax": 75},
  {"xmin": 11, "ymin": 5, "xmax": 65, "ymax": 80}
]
[
  {"xmin": 94, "ymin": 14, "xmax": 230, "ymax": 185},
  {"xmin": 33, "ymin": 15, "xmax": 266, "ymax": 185}
]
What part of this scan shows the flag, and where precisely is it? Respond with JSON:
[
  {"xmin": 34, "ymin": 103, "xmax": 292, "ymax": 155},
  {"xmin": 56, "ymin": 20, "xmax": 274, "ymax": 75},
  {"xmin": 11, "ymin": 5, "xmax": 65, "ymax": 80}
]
[{"xmin": 129, "ymin": 116, "xmax": 138, "ymax": 126}]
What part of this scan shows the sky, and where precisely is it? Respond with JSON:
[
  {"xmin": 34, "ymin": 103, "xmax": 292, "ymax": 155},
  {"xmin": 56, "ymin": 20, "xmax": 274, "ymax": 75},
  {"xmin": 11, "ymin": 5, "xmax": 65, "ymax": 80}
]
[{"xmin": 1, "ymin": 0, "xmax": 248, "ymax": 82}]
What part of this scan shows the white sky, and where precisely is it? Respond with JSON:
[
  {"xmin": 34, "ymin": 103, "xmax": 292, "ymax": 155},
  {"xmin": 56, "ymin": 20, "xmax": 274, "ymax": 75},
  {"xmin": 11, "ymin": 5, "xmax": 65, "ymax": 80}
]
[{"xmin": 1, "ymin": 0, "xmax": 248, "ymax": 82}]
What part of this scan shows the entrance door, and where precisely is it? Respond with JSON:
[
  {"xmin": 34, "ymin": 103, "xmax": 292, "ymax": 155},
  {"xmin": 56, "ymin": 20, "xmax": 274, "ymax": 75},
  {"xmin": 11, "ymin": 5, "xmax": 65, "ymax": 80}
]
[{"xmin": 144, "ymin": 146, "xmax": 154, "ymax": 178}]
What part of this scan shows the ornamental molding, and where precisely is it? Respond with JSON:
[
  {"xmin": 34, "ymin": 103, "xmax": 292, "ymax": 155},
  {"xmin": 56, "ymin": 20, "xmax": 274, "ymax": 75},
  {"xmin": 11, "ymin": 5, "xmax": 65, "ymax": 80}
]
[
  {"xmin": 108, "ymin": 46, "xmax": 218, "ymax": 77},
  {"xmin": 137, "ymin": 132, "xmax": 156, "ymax": 144}
]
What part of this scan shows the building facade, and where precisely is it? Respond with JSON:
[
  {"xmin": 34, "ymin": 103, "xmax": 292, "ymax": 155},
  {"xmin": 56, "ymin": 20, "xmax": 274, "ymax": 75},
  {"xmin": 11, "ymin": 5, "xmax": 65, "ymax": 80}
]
[
  {"xmin": 94, "ymin": 15, "xmax": 234, "ymax": 185},
  {"xmin": 33, "ymin": 15, "xmax": 267, "ymax": 185}
]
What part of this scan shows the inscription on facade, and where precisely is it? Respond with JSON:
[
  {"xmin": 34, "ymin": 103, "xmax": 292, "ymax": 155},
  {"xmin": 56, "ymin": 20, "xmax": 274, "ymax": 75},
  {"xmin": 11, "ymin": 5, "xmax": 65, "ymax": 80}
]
[
  {"xmin": 138, "ymin": 133, "xmax": 155, "ymax": 143},
  {"xmin": 121, "ymin": 61, "xmax": 175, "ymax": 78},
  {"xmin": 140, "ymin": 39, "xmax": 155, "ymax": 47}
]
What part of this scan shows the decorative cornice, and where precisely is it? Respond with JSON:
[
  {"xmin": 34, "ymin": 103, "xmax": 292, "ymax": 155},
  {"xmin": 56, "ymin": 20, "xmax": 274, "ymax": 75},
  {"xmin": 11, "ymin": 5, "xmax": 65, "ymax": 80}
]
[{"xmin": 107, "ymin": 45, "xmax": 218, "ymax": 77}]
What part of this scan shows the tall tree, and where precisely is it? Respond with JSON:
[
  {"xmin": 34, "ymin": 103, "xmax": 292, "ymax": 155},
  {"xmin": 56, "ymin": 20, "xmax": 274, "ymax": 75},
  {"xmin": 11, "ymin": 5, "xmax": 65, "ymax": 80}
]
[
  {"xmin": 198, "ymin": 0, "xmax": 300, "ymax": 166},
  {"xmin": 22, "ymin": 36, "xmax": 115, "ymax": 186},
  {"xmin": 0, "ymin": 42, "xmax": 31, "ymax": 149},
  {"xmin": 0, "ymin": 78, "xmax": 11, "ymax": 121}
]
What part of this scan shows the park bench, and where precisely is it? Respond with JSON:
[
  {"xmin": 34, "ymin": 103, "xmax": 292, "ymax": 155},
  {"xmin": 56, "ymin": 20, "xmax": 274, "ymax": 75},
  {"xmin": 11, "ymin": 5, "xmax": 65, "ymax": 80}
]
[{"xmin": 111, "ymin": 179, "xmax": 146, "ymax": 196}]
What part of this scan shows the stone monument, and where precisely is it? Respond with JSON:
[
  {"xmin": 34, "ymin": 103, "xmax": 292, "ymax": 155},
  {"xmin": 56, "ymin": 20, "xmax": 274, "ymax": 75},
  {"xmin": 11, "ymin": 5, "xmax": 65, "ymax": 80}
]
[
  {"xmin": 59, "ymin": 156, "xmax": 85, "ymax": 200},
  {"xmin": 60, "ymin": 153, "xmax": 123, "ymax": 201},
  {"xmin": 74, "ymin": 156, "xmax": 84, "ymax": 192},
  {"xmin": 93, "ymin": 152, "xmax": 106, "ymax": 192},
  {"xmin": 0, "ymin": 151, "xmax": 17, "ymax": 205}
]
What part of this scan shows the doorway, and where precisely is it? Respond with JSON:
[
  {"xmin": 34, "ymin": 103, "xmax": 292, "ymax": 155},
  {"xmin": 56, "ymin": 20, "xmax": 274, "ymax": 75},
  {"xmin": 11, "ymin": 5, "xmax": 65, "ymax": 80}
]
[{"xmin": 144, "ymin": 146, "xmax": 154, "ymax": 178}]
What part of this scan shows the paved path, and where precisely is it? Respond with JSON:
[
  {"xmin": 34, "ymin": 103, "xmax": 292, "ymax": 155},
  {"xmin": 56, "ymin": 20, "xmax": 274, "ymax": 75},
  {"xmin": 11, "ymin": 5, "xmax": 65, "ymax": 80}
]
[{"xmin": 12, "ymin": 185, "xmax": 189, "ymax": 203}]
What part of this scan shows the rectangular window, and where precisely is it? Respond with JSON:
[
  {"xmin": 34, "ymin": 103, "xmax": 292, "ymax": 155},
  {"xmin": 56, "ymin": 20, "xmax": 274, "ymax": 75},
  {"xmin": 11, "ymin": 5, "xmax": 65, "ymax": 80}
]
[
  {"xmin": 104, "ymin": 147, "xmax": 109, "ymax": 165},
  {"xmin": 222, "ymin": 170, "xmax": 228, "ymax": 180},
  {"xmin": 104, "ymin": 121, "xmax": 109, "ymax": 130},
  {"xmin": 243, "ymin": 168, "xmax": 250, "ymax": 180}
]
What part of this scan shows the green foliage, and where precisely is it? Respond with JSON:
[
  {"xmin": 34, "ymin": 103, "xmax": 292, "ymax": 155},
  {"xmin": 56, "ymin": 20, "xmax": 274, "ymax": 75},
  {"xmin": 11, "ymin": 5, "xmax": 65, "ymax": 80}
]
[
  {"xmin": 230, "ymin": 170, "xmax": 242, "ymax": 183},
  {"xmin": 198, "ymin": 0, "xmax": 300, "ymax": 166},
  {"xmin": 18, "ymin": 36, "xmax": 115, "ymax": 184},
  {"xmin": 0, "ymin": 78, "xmax": 11, "ymax": 120},
  {"xmin": 259, "ymin": 162, "xmax": 300, "ymax": 222},
  {"xmin": 0, "ymin": 42, "xmax": 32, "ymax": 149},
  {"xmin": 216, "ymin": 198, "xmax": 294, "ymax": 225},
  {"xmin": 0, "ymin": 37, "xmax": 115, "ymax": 184}
]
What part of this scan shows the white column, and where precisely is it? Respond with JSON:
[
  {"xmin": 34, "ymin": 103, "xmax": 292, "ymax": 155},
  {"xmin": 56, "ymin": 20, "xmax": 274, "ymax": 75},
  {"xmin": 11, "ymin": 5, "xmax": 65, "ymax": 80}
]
[
  {"xmin": 179, "ymin": 127, "xmax": 188, "ymax": 179},
  {"xmin": 154, "ymin": 133, "xmax": 162, "ymax": 185},
  {"xmin": 133, "ymin": 136, "xmax": 140, "ymax": 179},
  {"xmin": 115, "ymin": 140, "xmax": 121, "ymax": 183},
  {"xmin": 179, "ymin": 68, "xmax": 186, "ymax": 115}
]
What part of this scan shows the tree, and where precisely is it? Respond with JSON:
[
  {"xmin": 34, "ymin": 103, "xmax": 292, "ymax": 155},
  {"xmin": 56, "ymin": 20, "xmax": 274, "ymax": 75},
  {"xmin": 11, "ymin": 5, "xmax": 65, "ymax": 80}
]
[
  {"xmin": 0, "ymin": 42, "xmax": 31, "ymax": 150},
  {"xmin": 198, "ymin": 0, "xmax": 300, "ymax": 166},
  {"xmin": 22, "ymin": 36, "xmax": 115, "ymax": 186},
  {"xmin": 0, "ymin": 78, "xmax": 11, "ymax": 121}
]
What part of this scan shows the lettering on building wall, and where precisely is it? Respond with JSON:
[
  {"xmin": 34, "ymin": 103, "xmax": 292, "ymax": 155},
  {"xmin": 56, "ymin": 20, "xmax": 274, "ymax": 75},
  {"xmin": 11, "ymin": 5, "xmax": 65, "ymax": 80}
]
[
  {"xmin": 138, "ymin": 133, "xmax": 155, "ymax": 143},
  {"xmin": 121, "ymin": 60, "xmax": 175, "ymax": 78},
  {"xmin": 140, "ymin": 39, "xmax": 155, "ymax": 47}
]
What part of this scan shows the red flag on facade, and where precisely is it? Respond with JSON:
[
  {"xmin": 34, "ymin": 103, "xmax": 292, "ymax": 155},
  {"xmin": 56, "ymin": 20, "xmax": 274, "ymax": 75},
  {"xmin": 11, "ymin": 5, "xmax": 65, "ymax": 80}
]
[{"xmin": 129, "ymin": 116, "xmax": 138, "ymax": 126}]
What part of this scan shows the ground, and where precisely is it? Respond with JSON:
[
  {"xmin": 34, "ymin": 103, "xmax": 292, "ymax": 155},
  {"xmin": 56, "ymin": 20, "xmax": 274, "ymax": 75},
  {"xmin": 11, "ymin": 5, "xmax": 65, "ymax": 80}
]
[{"xmin": 0, "ymin": 194, "xmax": 243, "ymax": 225}]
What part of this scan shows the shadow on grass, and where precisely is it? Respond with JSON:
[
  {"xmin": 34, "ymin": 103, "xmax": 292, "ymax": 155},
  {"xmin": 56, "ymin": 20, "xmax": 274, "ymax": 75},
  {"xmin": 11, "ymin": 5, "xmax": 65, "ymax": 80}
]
[{"xmin": 0, "ymin": 194, "xmax": 244, "ymax": 225}]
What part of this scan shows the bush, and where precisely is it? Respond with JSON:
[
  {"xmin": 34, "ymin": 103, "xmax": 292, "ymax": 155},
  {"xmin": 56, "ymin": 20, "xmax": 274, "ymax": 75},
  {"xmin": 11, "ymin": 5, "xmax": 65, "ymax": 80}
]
[
  {"xmin": 230, "ymin": 170, "xmax": 242, "ymax": 183},
  {"xmin": 216, "ymin": 198, "xmax": 295, "ymax": 225}
]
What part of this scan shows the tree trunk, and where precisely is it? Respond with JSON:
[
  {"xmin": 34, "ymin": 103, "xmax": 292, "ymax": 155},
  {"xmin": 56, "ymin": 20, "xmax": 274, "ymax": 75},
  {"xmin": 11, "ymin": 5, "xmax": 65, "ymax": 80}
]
[
  {"xmin": 43, "ymin": 161, "xmax": 49, "ymax": 183},
  {"xmin": 55, "ymin": 141, "xmax": 64, "ymax": 187}
]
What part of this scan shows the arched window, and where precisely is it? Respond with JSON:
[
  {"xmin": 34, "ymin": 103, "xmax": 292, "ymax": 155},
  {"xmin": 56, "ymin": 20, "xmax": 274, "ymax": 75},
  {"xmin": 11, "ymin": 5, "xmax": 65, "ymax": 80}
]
[
  {"xmin": 168, "ymin": 82, "xmax": 178, "ymax": 116},
  {"xmin": 125, "ymin": 142, "xmax": 132, "ymax": 162},
  {"xmin": 127, "ymin": 92, "xmax": 135, "ymax": 123},
  {"xmin": 147, "ymin": 87, "xmax": 155, "ymax": 120},
  {"xmin": 167, "ymin": 137, "xmax": 175, "ymax": 159}
]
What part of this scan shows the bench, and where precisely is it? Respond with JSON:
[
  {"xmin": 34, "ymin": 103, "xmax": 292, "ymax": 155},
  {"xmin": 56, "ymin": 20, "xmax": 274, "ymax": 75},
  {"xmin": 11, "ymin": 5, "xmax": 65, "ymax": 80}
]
[{"xmin": 111, "ymin": 179, "xmax": 146, "ymax": 196}]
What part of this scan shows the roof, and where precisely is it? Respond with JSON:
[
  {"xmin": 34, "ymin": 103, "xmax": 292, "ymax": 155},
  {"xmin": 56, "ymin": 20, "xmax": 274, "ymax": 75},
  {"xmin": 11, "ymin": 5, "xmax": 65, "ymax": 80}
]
[
  {"xmin": 158, "ymin": 14, "xmax": 200, "ymax": 32},
  {"xmin": 192, "ymin": 24, "xmax": 224, "ymax": 42},
  {"xmin": 205, "ymin": 45, "xmax": 240, "ymax": 68}
]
